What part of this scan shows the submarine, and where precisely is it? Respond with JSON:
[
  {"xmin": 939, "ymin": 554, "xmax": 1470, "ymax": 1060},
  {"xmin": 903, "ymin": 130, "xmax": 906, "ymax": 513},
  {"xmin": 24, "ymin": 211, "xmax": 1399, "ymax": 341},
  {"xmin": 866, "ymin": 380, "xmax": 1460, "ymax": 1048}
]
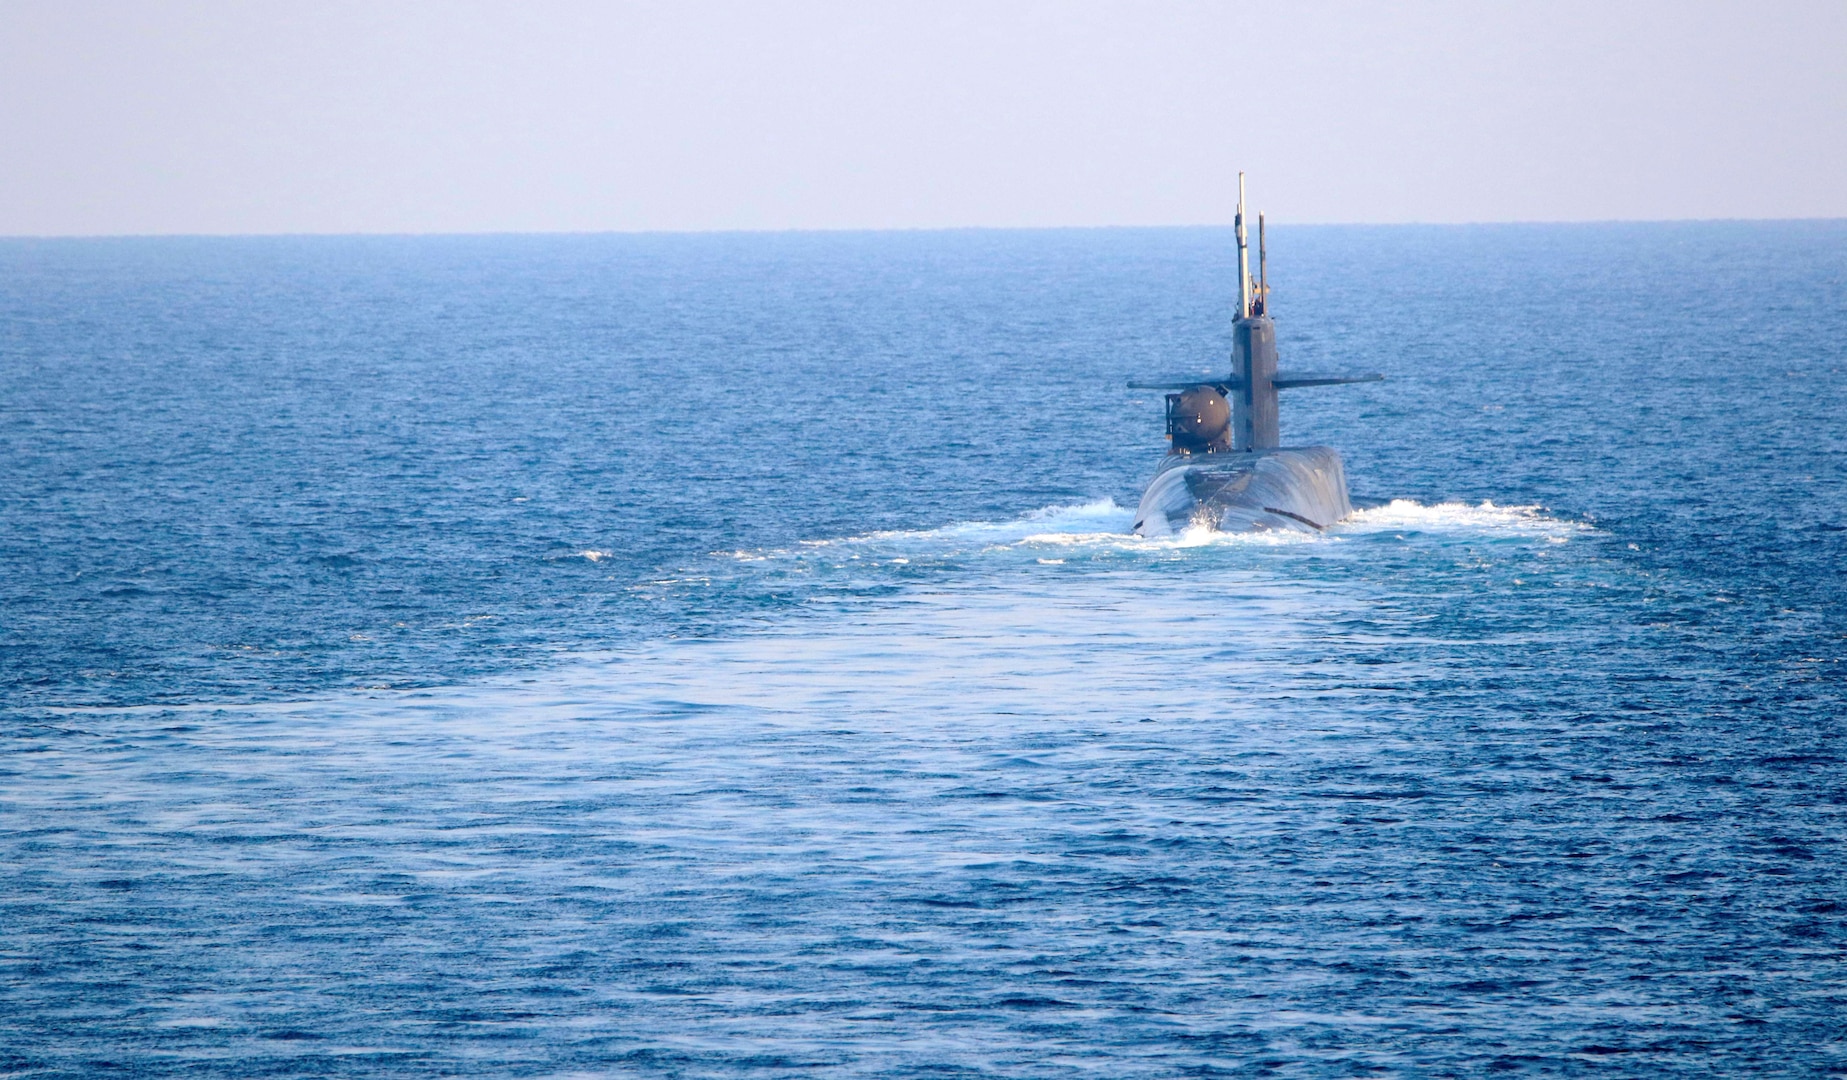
[{"xmin": 1131, "ymin": 174, "xmax": 1381, "ymax": 536}]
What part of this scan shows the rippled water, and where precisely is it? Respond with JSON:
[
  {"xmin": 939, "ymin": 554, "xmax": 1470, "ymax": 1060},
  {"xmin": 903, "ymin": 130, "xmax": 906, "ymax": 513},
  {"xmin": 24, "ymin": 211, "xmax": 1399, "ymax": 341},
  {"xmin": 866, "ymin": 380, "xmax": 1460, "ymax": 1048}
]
[{"xmin": 3, "ymin": 224, "xmax": 1845, "ymax": 1075}]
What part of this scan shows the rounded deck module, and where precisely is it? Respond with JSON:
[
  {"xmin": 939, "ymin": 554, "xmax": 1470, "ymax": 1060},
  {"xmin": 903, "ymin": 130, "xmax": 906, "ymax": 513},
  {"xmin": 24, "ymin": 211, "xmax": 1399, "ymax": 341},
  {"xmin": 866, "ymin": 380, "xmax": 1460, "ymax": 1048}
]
[{"xmin": 1126, "ymin": 173, "xmax": 1382, "ymax": 536}]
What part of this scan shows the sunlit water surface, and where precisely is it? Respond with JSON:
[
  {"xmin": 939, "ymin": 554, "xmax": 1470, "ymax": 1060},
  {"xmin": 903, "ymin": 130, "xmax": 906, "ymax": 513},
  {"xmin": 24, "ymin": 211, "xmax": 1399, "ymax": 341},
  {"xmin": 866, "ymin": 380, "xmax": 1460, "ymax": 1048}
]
[{"xmin": 3, "ymin": 225, "xmax": 1844, "ymax": 1076}]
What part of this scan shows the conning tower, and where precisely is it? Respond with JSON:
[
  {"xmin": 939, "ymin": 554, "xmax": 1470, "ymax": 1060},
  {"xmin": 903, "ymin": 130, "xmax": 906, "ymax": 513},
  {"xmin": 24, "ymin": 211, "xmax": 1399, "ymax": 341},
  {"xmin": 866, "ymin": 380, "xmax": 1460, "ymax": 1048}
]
[
  {"xmin": 1136, "ymin": 173, "xmax": 1380, "ymax": 456},
  {"xmin": 1231, "ymin": 174, "xmax": 1279, "ymax": 450}
]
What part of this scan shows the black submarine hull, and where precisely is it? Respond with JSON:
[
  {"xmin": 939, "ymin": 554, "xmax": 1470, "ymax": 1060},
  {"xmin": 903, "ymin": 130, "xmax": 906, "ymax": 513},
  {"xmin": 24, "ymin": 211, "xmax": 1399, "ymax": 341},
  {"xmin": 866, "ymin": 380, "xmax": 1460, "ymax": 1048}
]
[{"xmin": 1131, "ymin": 446, "xmax": 1352, "ymax": 536}]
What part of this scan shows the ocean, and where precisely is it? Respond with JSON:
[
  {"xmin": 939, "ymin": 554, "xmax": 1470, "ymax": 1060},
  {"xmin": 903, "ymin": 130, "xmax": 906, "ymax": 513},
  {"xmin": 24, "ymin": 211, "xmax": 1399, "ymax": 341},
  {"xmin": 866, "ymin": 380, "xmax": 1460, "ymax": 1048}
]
[{"xmin": 2, "ymin": 222, "xmax": 1844, "ymax": 1076}]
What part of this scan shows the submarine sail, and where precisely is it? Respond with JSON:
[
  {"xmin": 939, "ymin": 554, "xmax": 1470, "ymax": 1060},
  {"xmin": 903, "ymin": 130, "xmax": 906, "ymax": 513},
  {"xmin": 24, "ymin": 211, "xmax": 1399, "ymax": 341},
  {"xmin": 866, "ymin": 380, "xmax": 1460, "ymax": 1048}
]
[{"xmin": 1130, "ymin": 174, "xmax": 1380, "ymax": 536}]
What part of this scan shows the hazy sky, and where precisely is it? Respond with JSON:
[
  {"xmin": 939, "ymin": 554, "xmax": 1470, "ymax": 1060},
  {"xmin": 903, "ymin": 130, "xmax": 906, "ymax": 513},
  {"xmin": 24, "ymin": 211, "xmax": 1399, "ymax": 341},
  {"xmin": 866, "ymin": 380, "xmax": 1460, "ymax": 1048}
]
[{"xmin": 3, "ymin": 1, "xmax": 1843, "ymax": 235}]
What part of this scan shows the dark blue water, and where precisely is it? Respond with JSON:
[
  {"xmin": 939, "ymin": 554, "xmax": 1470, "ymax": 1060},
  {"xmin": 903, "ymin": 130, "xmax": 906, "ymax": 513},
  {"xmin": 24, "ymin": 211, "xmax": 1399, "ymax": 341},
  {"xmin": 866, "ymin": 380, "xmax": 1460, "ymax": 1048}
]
[{"xmin": 3, "ymin": 224, "xmax": 1844, "ymax": 1076}]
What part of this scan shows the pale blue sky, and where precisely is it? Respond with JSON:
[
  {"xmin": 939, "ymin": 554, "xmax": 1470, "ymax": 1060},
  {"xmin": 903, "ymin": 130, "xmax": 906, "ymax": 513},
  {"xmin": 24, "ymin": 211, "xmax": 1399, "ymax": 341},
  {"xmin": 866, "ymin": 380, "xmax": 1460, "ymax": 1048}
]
[{"xmin": 2, "ymin": 0, "xmax": 1843, "ymax": 235}]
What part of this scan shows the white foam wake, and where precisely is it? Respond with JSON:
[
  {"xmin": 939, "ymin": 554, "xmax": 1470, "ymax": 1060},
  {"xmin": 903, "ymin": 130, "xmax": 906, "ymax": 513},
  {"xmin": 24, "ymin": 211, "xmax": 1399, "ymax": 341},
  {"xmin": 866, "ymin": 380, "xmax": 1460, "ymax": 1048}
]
[
  {"xmin": 726, "ymin": 499, "xmax": 1326, "ymax": 566},
  {"xmin": 1345, "ymin": 499, "xmax": 1588, "ymax": 541},
  {"xmin": 723, "ymin": 497, "xmax": 1584, "ymax": 569}
]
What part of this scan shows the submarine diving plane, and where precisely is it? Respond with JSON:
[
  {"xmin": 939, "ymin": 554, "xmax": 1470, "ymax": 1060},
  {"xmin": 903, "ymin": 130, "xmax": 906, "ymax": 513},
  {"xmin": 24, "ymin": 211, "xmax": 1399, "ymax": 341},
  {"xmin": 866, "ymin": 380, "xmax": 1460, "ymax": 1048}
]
[{"xmin": 1131, "ymin": 175, "xmax": 1381, "ymax": 536}]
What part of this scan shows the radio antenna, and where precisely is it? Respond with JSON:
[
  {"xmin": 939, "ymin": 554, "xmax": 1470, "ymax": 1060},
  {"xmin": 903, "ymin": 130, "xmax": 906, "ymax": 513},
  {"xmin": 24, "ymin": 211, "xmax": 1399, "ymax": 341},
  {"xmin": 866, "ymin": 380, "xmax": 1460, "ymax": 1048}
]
[
  {"xmin": 1235, "ymin": 172, "xmax": 1251, "ymax": 319},
  {"xmin": 1258, "ymin": 212, "xmax": 1267, "ymax": 315}
]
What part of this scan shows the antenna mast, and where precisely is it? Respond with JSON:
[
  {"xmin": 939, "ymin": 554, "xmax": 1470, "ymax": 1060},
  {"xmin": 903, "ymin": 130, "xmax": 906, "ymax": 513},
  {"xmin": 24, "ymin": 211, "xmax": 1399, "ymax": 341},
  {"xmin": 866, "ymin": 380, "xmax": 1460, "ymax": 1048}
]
[
  {"xmin": 1258, "ymin": 212, "xmax": 1267, "ymax": 315},
  {"xmin": 1235, "ymin": 172, "xmax": 1252, "ymax": 319}
]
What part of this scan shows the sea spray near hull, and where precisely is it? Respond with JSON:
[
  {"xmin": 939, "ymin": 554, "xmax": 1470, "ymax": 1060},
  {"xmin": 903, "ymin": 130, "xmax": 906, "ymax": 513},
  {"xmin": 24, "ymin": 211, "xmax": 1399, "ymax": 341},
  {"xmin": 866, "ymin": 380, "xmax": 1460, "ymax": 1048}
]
[{"xmin": 1132, "ymin": 446, "xmax": 1352, "ymax": 535}]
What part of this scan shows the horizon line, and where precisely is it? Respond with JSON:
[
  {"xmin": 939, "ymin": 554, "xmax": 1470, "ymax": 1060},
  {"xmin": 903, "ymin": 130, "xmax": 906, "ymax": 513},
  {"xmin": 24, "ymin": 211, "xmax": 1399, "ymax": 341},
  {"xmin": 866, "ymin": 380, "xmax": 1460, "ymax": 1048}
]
[{"xmin": 4, "ymin": 214, "xmax": 1845, "ymax": 242}]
